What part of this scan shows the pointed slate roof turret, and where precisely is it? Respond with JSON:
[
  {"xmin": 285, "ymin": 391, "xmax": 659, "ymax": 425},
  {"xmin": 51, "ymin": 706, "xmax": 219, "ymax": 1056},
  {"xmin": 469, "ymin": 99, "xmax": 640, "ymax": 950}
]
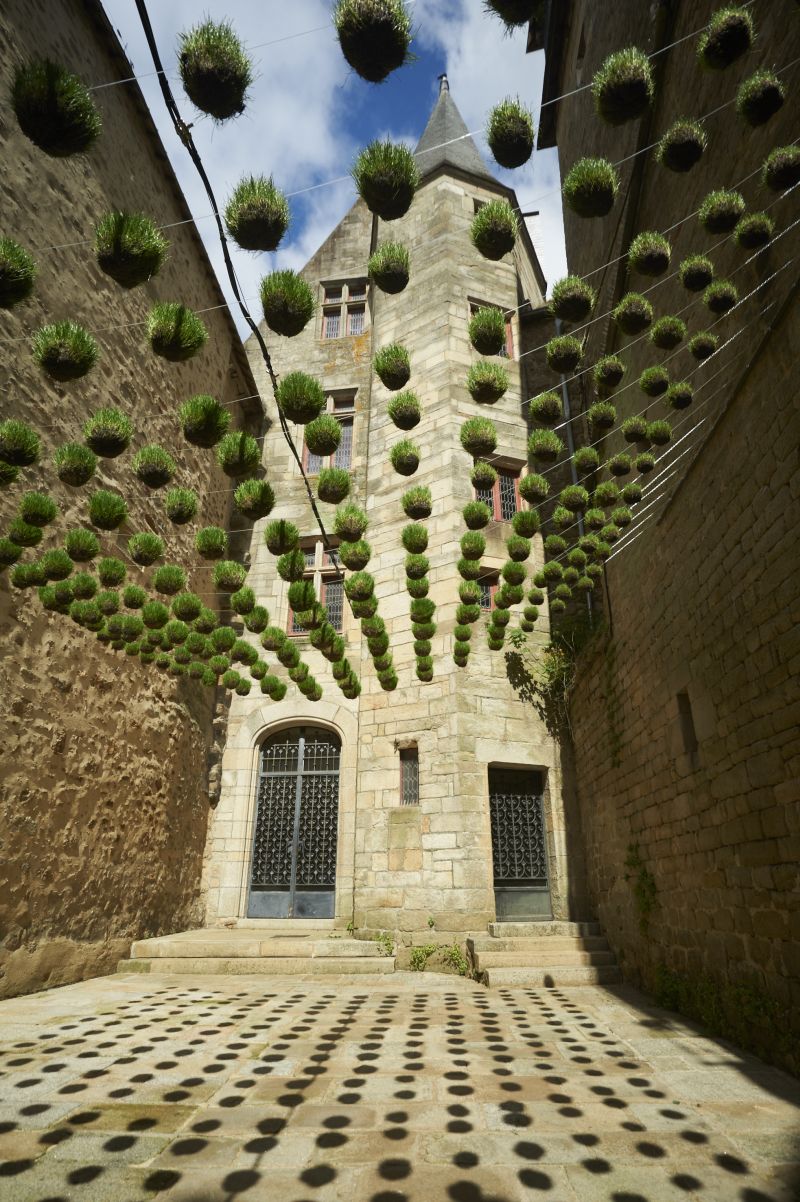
[{"xmin": 414, "ymin": 74, "xmax": 497, "ymax": 185}]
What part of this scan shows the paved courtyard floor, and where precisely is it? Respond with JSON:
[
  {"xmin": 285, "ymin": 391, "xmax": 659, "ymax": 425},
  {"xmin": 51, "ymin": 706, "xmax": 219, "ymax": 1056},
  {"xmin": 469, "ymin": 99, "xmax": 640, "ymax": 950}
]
[{"xmin": 0, "ymin": 971, "xmax": 797, "ymax": 1202}]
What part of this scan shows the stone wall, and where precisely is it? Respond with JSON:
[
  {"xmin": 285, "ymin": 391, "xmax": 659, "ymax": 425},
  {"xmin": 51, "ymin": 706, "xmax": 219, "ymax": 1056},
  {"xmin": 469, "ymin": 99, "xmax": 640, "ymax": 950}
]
[
  {"xmin": 0, "ymin": 0, "xmax": 257, "ymax": 996},
  {"xmin": 544, "ymin": 0, "xmax": 800, "ymax": 1067}
]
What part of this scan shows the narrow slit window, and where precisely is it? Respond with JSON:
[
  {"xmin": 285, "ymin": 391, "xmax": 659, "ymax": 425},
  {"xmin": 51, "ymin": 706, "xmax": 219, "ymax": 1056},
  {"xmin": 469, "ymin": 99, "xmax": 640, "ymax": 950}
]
[{"xmin": 400, "ymin": 747, "xmax": 419, "ymax": 806}]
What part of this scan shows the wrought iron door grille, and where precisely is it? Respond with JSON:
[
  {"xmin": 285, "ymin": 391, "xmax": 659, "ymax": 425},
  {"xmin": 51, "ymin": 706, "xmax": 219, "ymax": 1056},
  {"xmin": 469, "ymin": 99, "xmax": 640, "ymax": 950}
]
[{"xmin": 489, "ymin": 768, "xmax": 548, "ymax": 886}]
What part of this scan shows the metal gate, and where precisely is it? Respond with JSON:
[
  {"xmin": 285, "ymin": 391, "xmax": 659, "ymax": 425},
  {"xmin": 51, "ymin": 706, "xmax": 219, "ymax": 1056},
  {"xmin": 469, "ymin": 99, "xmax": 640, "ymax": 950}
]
[
  {"xmin": 247, "ymin": 727, "xmax": 340, "ymax": 919},
  {"xmin": 488, "ymin": 767, "xmax": 552, "ymax": 920}
]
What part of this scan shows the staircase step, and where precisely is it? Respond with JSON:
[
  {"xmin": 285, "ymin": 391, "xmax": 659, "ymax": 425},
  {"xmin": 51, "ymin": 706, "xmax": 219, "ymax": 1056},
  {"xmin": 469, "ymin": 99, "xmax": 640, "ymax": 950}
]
[
  {"xmin": 468, "ymin": 936, "xmax": 609, "ymax": 954},
  {"xmin": 118, "ymin": 956, "xmax": 396, "ymax": 976},
  {"xmin": 474, "ymin": 950, "xmax": 616, "ymax": 969},
  {"xmin": 482, "ymin": 964, "xmax": 622, "ymax": 987},
  {"xmin": 130, "ymin": 936, "xmax": 383, "ymax": 960},
  {"xmin": 488, "ymin": 921, "xmax": 601, "ymax": 938}
]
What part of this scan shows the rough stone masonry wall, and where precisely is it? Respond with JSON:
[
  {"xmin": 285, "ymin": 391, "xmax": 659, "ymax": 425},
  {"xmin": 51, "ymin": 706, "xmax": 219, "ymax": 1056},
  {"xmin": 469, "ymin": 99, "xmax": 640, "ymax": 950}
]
[
  {"xmin": 548, "ymin": 0, "xmax": 800, "ymax": 1068},
  {"xmin": 0, "ymin": 0, "xmax": 256, "ymax": 997}
]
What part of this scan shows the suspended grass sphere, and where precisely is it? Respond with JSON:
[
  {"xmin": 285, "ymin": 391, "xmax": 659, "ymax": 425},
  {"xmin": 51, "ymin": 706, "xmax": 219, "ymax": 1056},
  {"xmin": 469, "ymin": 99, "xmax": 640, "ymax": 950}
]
[
  {"xmin": 506, "ymin": 534, "xmax": 531, "ymax": 563},
  {"xmin": 178, "ymin": 394, "xmax": 230, "ymax": 448},
  {"xmin": 84, "ymin": 408, "xmax": 132, "ymax": 458},
  {"xmin": 401, "ymin": 523, "xmax": 428, "ymax": 554},
  {"xmin": 213, "ymin": 560, "xmax": 248, "ymax": 592},
  {"xmin": 736, "ymin": 70, "xmax": 784, "ymax": 127},
  {"xmin": 334, "ymin": 0, "xmax": 412, "ymax": 83},
  {"xmin": 406, "ymin": 553, "xmax": 429, "ymax": 581},
  {"xmin": 344, "ymin": 572, "xmax": 375, "ymax": 603},
  {"xmin": 127, "ymin": 532, "xmax": 164, "ymax": 566},
  {"xmin": 460, "ymin": 416, "xmax": 497, "ymax": 457},
  {"xmin": 584, "ymin": 510, "xmax": 604, "ymax": 532},
  {"xmin": 70, "ymin": 598, "xmax": 102, "ymax": 624},
  {"xmin": 622, "ymin": 416, "xmax": 648, "ymax": 443},
  {"xmin": 700, "ymin": 187, "xmax": 749, "ymax": 235},
  {"xmin": 192, "ymin": 528, "xmax": 226, "ymax": 564},
  {"xmin": 689, "ymin": 331, "xmax": 719, "ymax": 361},
  {"xmin": 33, "ymin": 321, "xmax": 98, "ymax": 381},
  {"xmin": 546, "ymin": 335, "xmax": 582, "ymax": 374},
  {"xmin": 735, "ymin": 212, "xmax": 774, "ymax": 250},
  {"xmin": 762, "ymin": 146, "xmax": 800, "ymax": 192},
  {"xmin": 667, "ymin": 381, "xmax": 694, "ymax": 410},
  {"xmin": 607, "ymin": 453, "xmax": 632, "ymax": 477},
  {"xmin": 10, "ymin": 562, "xmax": 46, "ymax": 588},
  {"xmin": 148, "ymin": 302, "xmax": 208, "ymax": 362},
  {"xmin": 463, "ymin": 500, "xmax": 492, "ymax": 530},
  {"xmin": 639, "ymin": 366, "xmax": 669, "ymax": 397},
  {"xmin": 368, "ymin": 241, "xmax": 410, "ymax": 293},
  {"xmin": 172, "ymin": 592, "xmax": 203, "ymax": 622},
  {"xmin": 94, "ymin": 212, "xmax": 167, "ymax": 288},
  {"xmin": 592, "ymin": 47, "xmax": 654, "ymax": 125},
  {"xmin": 89, "ymin": 489, "xmax": 127, "ymax": 530},
  {"xmin": 544, "ymin": 533, "xmax": 566, "ymax": 556},
  {"xmin": 224, "ymin": 175, "xmax": 288, "ymax": 251},
  {"xmin": 334, "ymin": 503, "xmax": 369, "ymax": 542},
  {"xmin": 541, "ymin": 560, "xmax": 563, "ymax": 583},
  {"xmin": 353, "ymin": 598, "xmax": 379, "ymax": 621},
  {"xmin": 211, "ymin": 626, "xmax": 237, "ymax": 653},
  {"xmin": 460, "ymin": 531, "xmax": 486, "ymax": 561},
  {"xmin": 277, "ymin": 371, "xmax": 326, "ymax": 424},
  {"xmin": 483, "ymin": 0, "xmax": 539, "ymax": 29},
  {"xmin": 704, "ymin": 279, "xmax": 738, "ymax": 313},
  {"xmin": 245, "ymin": 607, "xmax": 269, "ymax": 634},
  {"xmin": 636, "ymin": 452, "xmax": 656, "ymax": 474},
  {"xmin": 549, "ymin": 276, "xmax": 596, "ymax": 323},
  {"xmin": 651, "ymin": 315, "xmax": 686, "ymax": 350},
  {"xmin": 656, "ymin": 118, "xmax": 707, "ymax": 173},
  {"xmin": 408, "ymin": 579, "xmax": 430, "ymax": 601},
  {"xmin": 260, "ymin": 270, "xmax": 315, "ymax": 337},
  {"xmin": 613, "ymin": 292, "xmax": 653, "ymax": 335},
  {"xmin": 512, "ymin": 509, "xmax": 539, "ymax": 537},
  {"xmin": 552, "ymin": 504, "xmax": 572, "ymax": 529},
  {"xmin": 647, "ymin": 420, "xmax": 672, "ymax": 446},
  {"xmin": 587, "ymin": 400, "xmax": 616, "ymax": 429},
  {"xmin": 411, "ymin": 599, "xmax": 436, "ymax": 624},
  {"xmin": 132, "ymin": 445, "xmax": 176, "ymax": 489},
  {"xmin": 141, "ymin": 600, "xmax": 170, "ymax": 631},
  {"xmin": 390, "ymin": 438, "xmax": 420, "ymax": 475},
  {"xmin": 0, "ymin": 462, "xmax": 19, "ymax": 487},
  {"xmin": 19, "ymin": 491, "xmax": 57, "ymax": 527},
  {"xmin": 573, "ymin": 445, "xmax": 600, "ymax": 474},
  {"xmin": 305, "ymin": 414, "xmax": 342, "ymax": 456},
  {"xmin": 458, "ymin": 556, "xmax": 482, "ymax": 580},
  {"xmin": 40, "ymin": 548, "xmax": 74, "ymax": 580},
  {"xmin": 0, "ymin": 238, "xmax": 36, "ymax": 308},
  {"xmin": 467, "ymin": 362, "xmax": 508, "ymax": 404},
  {"xmin": 216, "ymin": 431, "xmax": 261, "ymax": 477},
  {"xmin": 530, "ymin": 390, "xmax": 562, "ymax": 424},
  {"xmin": 318, "ymin": 467, "xmax": 351, "ymax": 504},
  {"xmin": 468, "ymin": 306, "xmax": 506, "ymax": 355},
  {"xmin": 697, "ymin": 6, "xmax": 754, "ymax": 70},
  {"xmin": 487, "ymin": 97, "xmax": 534, "ymax": 169},
  {"xmin": 528, "ymin": 429, "xmax": 564, "ymax": 463},
  {"xmin": 679, "ymin": 254, "xmax": 714, "ymax": 292},
  {"xmin": 154, "ymin": 565, "xmax": 187, "ymax": 596},
  {"xmin": 471, "ymin": 461, "xmax": 497, "ymax": 492},
  {"xmin": 264, "ymin": 519, "xmax": 299, "ymax": 555},
  {"xmin": 352, "ymin": 139, "xmax": 419, "ymax": 220},
  {"xmin": 471, "ymin": 199, "xmax": 519, "ymax": 260},
  {"xmin": 560, "ymin": 485, "xmax": 590, "ymax": 513},
  {"xmin": 65, "ymin": 527, "xmax": 100, "ymax": 562},
  {"xmin": 9, "ymin": 518, "xmax": 42, "ymax": 548},
  {"xmin": 518, "ymin": 472, "xmax": 549, "ymax": 502},
  {"xmin": 193, "ymin": 608, "xmax": 218, "ymax": 634},
  {"xmin": 178, "ymin": 19, "xmax": 253, "ymax": 120},
  {"xmin": 628, "ymin": 231, "xmax": 671, "ymax": 277},
  {"xmin": 164, "ymin": 487, "xmax": 198, "ymax": 525},
  {"xmin": 276, "ymin": 549, "xmax": 306, "ymax": 581},
  {"xmin": 387, "ymin": 391, "xmax": 421, "ymax": 429},
  {"xmin": 374, "ymin": 344, "xmax": 411, "ymax": 390},
  {"xmin": 12, "ymin": 59, "xmax": 101, "ymax": 156},
  {"xmin": 234, "ymin": 478, "xmax": 275, "ymax": 520},
  {"xmin": 594, "ymin": 480, "xmax": 621, "ymax": 509},
  {"xmin": 562, "ymin": 158, "xmax": 619, "ymax": 218},
  {"xmin": 622, "ymin": 482, "xmax": 643, "ymax": 505}
]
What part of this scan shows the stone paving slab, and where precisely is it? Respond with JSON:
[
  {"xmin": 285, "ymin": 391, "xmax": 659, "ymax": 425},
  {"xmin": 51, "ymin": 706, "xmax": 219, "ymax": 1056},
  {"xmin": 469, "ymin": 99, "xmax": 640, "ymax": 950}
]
[{"xmin": 0, "ymin": 971, "xmax": 797, "ymax": 1201}]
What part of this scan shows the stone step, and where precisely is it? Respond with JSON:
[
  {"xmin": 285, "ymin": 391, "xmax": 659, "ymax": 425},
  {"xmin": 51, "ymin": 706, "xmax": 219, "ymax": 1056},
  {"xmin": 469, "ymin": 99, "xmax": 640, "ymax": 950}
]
[
  {"xmin": 482, "ymin": 964, "xmax": 623, "ymax": 987},
  {"xmin": 469, "ymin": 936, "xmax": 610, "ymax": 954},
  {"xmin": 118, "ymin": 956, "xmax": 396, "ymax": 976},
  {"xmin": 129, "ymin": 935, "xmax": 383, "ymax": 960},
  {"xmin": 211, "ymin": 919, "xmax": 335, "ymax": 931},
  {"xmin": 474, "ymin": 949, "xmax": 617, "ymax": 969},
  {"xmin": 487, "ymin": 921, "xmax": 601, "ymax": 938}
]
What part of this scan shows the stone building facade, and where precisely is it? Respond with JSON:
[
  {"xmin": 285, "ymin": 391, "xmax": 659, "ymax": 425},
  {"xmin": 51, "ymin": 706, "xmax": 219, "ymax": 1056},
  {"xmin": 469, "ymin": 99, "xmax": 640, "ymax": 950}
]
[
  {"xmin": 204, "ymin": 83, "xmax": 589, "ymax": 938},
  {"xmin": 534, "ymin": 0, "xmax": 800, "ymax": 1066},
  {"xmin": 0, "ymin": 0, "xmax": 258, "ymax": 997}
]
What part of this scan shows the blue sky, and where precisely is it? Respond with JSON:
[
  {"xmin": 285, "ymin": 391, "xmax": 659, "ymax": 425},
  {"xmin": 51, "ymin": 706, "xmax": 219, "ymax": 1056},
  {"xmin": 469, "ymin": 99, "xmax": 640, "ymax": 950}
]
[{"xmin": 99, "ymin": 1, "xmax": 567, "ymax": 336}]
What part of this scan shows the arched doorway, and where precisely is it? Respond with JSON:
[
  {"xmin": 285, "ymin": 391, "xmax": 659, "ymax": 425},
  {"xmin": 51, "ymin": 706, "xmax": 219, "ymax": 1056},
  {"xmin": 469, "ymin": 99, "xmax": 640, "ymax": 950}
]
[{"xmin": 247, "ymin": 726, "xmax": 341, "ymax": 919}]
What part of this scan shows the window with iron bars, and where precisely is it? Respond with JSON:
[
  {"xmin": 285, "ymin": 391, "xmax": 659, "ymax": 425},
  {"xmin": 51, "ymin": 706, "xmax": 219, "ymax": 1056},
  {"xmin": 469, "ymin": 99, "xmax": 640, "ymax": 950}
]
[
  {"xmin": 478, "ymin": 573, "xmax": 499, "ymax": 611},
  {"xmin": 475, "ymin": 468, "xmax": 520, "ymax": 522},
  {"xmin": 322, "ymin": 280, "xmax": 368, "ymax": 340},
  {"xmin": 288, "ymin": 540, "xmax": 344, "ymax": 635},
  {"xmin": 399, "ymin": 746, "xmax": 419, "ymax": 806},
  {"xmin": 303, "ymin": 390, "xmax": 356, "ymax": 474}
]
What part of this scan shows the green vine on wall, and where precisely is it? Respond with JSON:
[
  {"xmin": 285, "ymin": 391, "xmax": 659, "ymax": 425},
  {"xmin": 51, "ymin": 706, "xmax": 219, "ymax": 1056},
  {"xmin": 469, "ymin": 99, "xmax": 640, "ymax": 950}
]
[
  {"xmin": 506, "ymin": 611, "xmax": 599, "ymax": 739},
  {"xmin": 624, "ymin": 842, "xmax": 658, "ymax": 932}
]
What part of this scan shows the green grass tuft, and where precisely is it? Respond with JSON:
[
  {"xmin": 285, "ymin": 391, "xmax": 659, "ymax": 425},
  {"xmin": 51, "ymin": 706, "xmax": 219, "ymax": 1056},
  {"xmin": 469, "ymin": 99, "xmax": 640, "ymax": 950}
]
[
  {"xmin": 592, "ymin": 47, "xmax": 654, "ymax": 125},
  {"xmin": 0, "ymin": 419, "xmax": 41, "ymax": 467},
  {"xmin": 33, "ymin": 321, "xmax": 98, "ymax": 381},
  {"xmin": 12, "ymin": 59, "xmax": 101, "ymax": 156},
  {"xmin": 352, "ymin": 140, "xmax": 419, "ymax": 220},
  {"xmin": 467, "ymin": 361, "xmax": 508, "ymax": 403},
  {"xmin": 656, "ymin": 118, "xmax": 707, "ymax": 172},
  {"xmin": 147, "ymin": 302, "xmax": 208, "ymax": 362},
  {"xmin": 374, "ymin": 343, "xmax": 411, "ymax": 390},
  {"xmin": 334, "ymin": 0, "xmax": 413, "ymax": 84},
  {"xmin": 224, "ymin": 175, "xmax": 289, "ymax": 251},
  {"xmin": 277, "ymin": 371, "xmax": 326, "ymax": 422},
  {"xmin": 368, "ymin": 241, "xmax": 410, "ymax": 292},
  {"xmin": 470, "ymin": 198, "xmax": 519, "ymax": 260},
  {"xmin": 562, "ymin": 157, "xmax": 619, "ymax": 218},
  {"xmin": 94, "ymin": 212, "xmax": 167, "ymax": 287},
  {"xmin": 179, "ymin": 394, "xmax": 230, "ymax": 447},
  {"xmin": 549, "ymin": 275, "xmax": 596, "ymax": 323},
  {"xmin": 0, "ymin": 237, "xmax": 36, "ymax": 308},
  {"xmin": 260, "ymin": 270, "xmax": 315, "ymax": 337},
  {"xmin": 178, "ymin": 19, "xmax": 253, "ymax": 120}
]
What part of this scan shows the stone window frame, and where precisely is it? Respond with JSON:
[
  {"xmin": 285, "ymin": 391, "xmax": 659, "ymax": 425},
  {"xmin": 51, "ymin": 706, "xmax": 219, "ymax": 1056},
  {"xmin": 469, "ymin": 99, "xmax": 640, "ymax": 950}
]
[
  {"xmin": 468, "ymin": 295, "xmax": 515, "ymax": 359},
  {"xmin": 287, "ymin": 538, "xmax": 344, "ymax": 636},
  {"xmin": 477, "ymin": 570, "xmax": 500, "ymax": 612},
  {"xmin": 398, "ymin": 743, "xmax": 420, "ymax": 806},
  {"xmin": 302, "ymin": 389, "xmax": 357, "ymax": 474},
  {"xmin": 475, "ymin": 464, "xmax": 521, "ymax": 523},
  {"xmin": 321, "ymin": 279, "xmax": 369, "ymax": 340}
]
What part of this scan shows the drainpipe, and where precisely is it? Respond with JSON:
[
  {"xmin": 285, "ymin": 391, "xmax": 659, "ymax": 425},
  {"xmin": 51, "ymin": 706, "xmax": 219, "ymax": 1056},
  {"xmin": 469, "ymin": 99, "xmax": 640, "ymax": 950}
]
[{"xmin": 555, "ymin": 316, "xmax": 593, "ymax": 624}]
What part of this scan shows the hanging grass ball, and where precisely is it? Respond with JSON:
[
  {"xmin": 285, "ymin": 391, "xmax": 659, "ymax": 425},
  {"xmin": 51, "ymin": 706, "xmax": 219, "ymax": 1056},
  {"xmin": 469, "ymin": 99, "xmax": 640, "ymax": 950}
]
[
  {"xmin": 484, "ymin": 0, "xmax": 539, "ymax": 28},
  {"xmin": 587, "ymin": 400, "xmax": 616, "ymax": 429},
  {"xmin": 647, "ymin": 420, "xmax": 672, "ymax": 446},
  {"xmin": 260, "ymin": 270, "xmax": 315, "ymax": 337},
  {"xmin": 622, "ymin": 416, "xmax": 648, "ymax": 443},
  {"xmin": 546, "ymin": 335, "xmax": 582, "ymax": 375},
  {"xmin": 128, "ymin": 531, "xmax": 164, "ymax": 565},
  {"xmin": 594, "ymin": 480, "xmax": 621, "ymax": 509},
  {"xmin": 234, "ymin": 479, "xmax": 275, "ymax": 520},
  {"xmin": 334, "ymin": 504, "xmax": 369, "ymax": 542},
  {"xmin": 636, "ymin": 452, "xmax": 656, "ymax": 474},
  {"xmin": 193, "ymin": 527, "xmax": 227, "ymax": 562},
  {"xmin": 406, "ymin": 553, "xmax": 430, "ymax": 581},
  {"xmin": 689, "ymin": 331, "xmax": 719, "ymax": 361},
  {"xmin": 541, "ymin": 561, "xmax": 563, "ymax": 583},
  {"xmin": 736, "ymin": 70, "xmax": 784, "ymax": 127},
  {"xmin": 639, "ymin": 366, "xmax": 669, "ymax": 397},
  {"xmin": 164, "ymin": 487, "xmax": 198, "ymax": 525},
  {"xmin": 704, "ymin": 279, "xmax": 738, "ymax": 314},
  {"xmin": 374, "ymin": 344, "xmax": 411, "ymax": 391},
  {"xmin": 264, "ymin": 519, "xmax": 299, "ymax": 555},
  {"xmin": 573, "ymin": 445, "xmax": 600, "ymax": 474},
  {"xmin": 528, "ymin": 586, "xmax": 545, "ymax": 606},
  {"xmin": 230, "ymin": 586, "xmax": 256, "ymax": 617},
  {"xmin": 216, "ymin": 431, "xmax": 261, "ymax": 477},
  {"xmin": 89, "ymin": 489, "xmax": 127, "ymax": 530},
  {"xmin": 552, "ymin": 505, "xmax": 572, "ymax": 529},
  {"xmin": 584, "ymin": 513, "xmax": 605, "ymax": 534},
  {"xmin": 562, "ymin": 158, "xmax": 619, "ymax": 218},
  {"xmin": 212, "ymin": 626, "xmax": 238, "ymax": 654},
  {"xmin": 94, "ymin": 212, "xmax": 167, "ymax": 288},
  {"xmin": 276, "ymin": 549, "xmax": 306, "ymax": 581},
  {"xmin": 277, "ymin": 373, "xmax": 326, "ymax": 426},
  {"xmin": 544, "ymin": 533, "xmax": 566, "ymax": 556},
  {"xmin": 19, "ymin": 491, "xmax": 57, "ymax": 527},
  {"xmin": 607, "ymin": 453, "xmax": 632, "ymax": 477},
  {"xmin": 460, "ymin": 531, "xmax": 486, "ymax": 561},
  {"xmin": 592, "ymin": 47, "xmax": 654, "ymax": 126},
  {"xmin": 387, "ymin": 392, "xmax": 421, "ymax": 429},
  {"xmin": 12, "ymin": 59, "xmax": 101, "ymax": 157},
  {"xmin": 224, "ymin": 175, "xmax": 289, "ymax": 252},
  {"xmin": 458, "ymin": 553, "xmax": 481, "ymax": 578},
  {"xmin": 194, "ymin": 608, "xmax": 218, "ymax": 634},
  {"xmin": 8, "ymin": 518, "xmax": 42, "ymax": 548},
  {"xmin": 628, "ymin": 231, "xmax": 671, "ymax": 276},
  {"xmin": 651, "ymin": 316, "xmax": 686, "ymax": 350},
  {"xmin": 83, "ymin": 408, "xmax": 132, "ymax": 458},
  {"xmin": 368, "ymin": 241, "xmax": 410, "ymax": 293},
  {"xmin": 487, "ymin": 97, "xmax": 535, "ymax": 169},
  {"xmin": 468, "ymin": 306, "xmax": 506, "ymax": 355},
  {"xmin": 467, "ymin": 363, "xmax": 508, "ymax": 404},
  {"xmin": 65, "ymin": 527, "xmax": 100, "ymax": 562},
  {"xmin": 318, "ymin": 467, "xmax": 351, "ymax": 504},
  {"xmin": 456, "ymin": 603, "xmax": 480, "ymax": 626},
  {"xmin": 148, "ymin": 302, "xmax": 208, "ymax": 362},
  {"xmin": 550, "ymin": 276, "xmax": 596, "ymax": 323},
  {"xmin": 563, "ymin": 567, "xmax": 580, "ymax": 587},
  {"xmin": 462, "ymin": 501, "xmax": 492, "ymax": 530},
  {"xmin": 613, "ymin": 292, "xmax": 653, "ymax": 335},
  {"xmin": 461, "ymin": 416, "xmax": 497, "ymax": 458},
  {"xmin": 344, "ymin": 572, "xmax": 376, "ymax": 604},
  {"xmin": 699, "ymin": 189, "xmax": 746, "ymax": 235},
  {"xmin": 656, "ymin": 118, "xmax": 707, "ymax": 173},
  {"xmin": 667, "ymin": 381, "xmax": 694, "ymax": 410},
  {"xmin": 0, "ymin": 238, "xmax": 37, "ymax": 308},
  {"xmin": 401, "ymin": 523, "xmax": 429, "ymax": 554},
  {"xmin": 594, "ymin": 356, "xmax": 625, "ymax": 395},
  {"xmin": 179, "ymin": 394, "xmax": 230, "ymax": 448},
  {"xmin": 390, "ymin": 438, "xmax": 420, "ymax": 475},
  {"xmin": 560, "ymin": 485, "xmax": 590, "ymax": 513},
  {"xmin": 679, "ymin": 255, "xmax": 714, "ymax": 292},
  {"xmin": 352, "ymin": 139, "xmax": 419, "ymax": 221},
  {"xmin": 512, "ymin": 509, "xmax": 539, "ymax": 537},
  {"xmin": 697, "ymin": 6, "xmax": 754, "ymax": 70},
  {"xmin": 70, "ymin": 571, "xmax": 98, "ymax": 599},
  {"xmin": 172, "ymin": 592, "xmax": 203, "ymax": 622},
  {"xmin": 32, "ymin": 321, "xmax": 98, "ymax": 382},
  {"xmin": 530, "ymin": 391, "xmax": 562, "ymax": 424},
  {"xmin": 178, "ymin": 19, "xmax": 252, "ymax": 120},
  {"xmin": 245, "ymin": 607, "xmax": 269, "ymax": 634},
  {"xmin": 470, "ymin": 198, "xmax": 519, "ymax": 261},
  {"xmin": 554, "ymin": 583, "xmax": 573, "ymax": 602},
  {"xmin": 154, "ymin": 565, "xmax": 186, "ymax": 596},
  {"xmin": 0, "ymin": 461, "xmax": 19, "ymax": 487},
  {"xmin": 762, "ymin": 146, "xmax": 800, "ymax": 192},
  {"xmin": 40, "ymin": 548, "xmax": 74, "ymax": 580},
  {"xmin": 471, "ymin": 461, "xmax": 497, "ymax": 492},
  {"xmin": 306, "ymin": 414, "xmax": 342, "ymax": 456},
  {"xmin": 735, "ymin": 212, "xmax": 774, "ymax": 250},
  {"xmin": 612, "ymin": 508, "xmax": 632, "ymax": 531},
  {"xmin": 9, "ymin": 562, "xmax": 44, "ymax": 588},
  {"xmin": 213, "ymin": 560, "xmax": 248, "ymax": 592},
  {"xmin": 132, "ymin": 445, "xmax": 176, "ymax": 489},
  {"xmin": 334, "ymin": 0, "xmax": 412, "ymax": 83},
  {"xmin": 519, "ymin": 472, "xmax": 549, "ymax": 502},
  {"xmin": 528, "ymin": 429, "xmax": 564, "ymax": 462},
  {"xmin": 408, "ymin": 579, "xmax": 430, "ymax": 602}
]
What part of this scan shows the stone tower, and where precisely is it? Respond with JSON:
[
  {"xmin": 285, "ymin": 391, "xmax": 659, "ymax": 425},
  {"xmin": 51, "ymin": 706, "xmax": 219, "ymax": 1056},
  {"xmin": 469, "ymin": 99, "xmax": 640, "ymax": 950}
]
[{"xmin": 204, "ymin": 82, "xmax": 584, "ymax": 937}]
